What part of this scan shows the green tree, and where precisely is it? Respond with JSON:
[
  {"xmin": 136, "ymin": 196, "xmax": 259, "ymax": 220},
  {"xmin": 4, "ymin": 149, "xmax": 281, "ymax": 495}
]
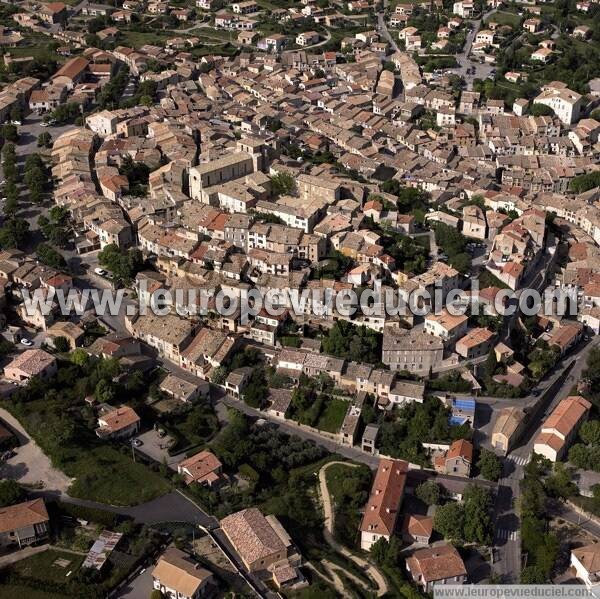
[
  {"xmin": 433, "ymin": 501, "xmax": 465, "ymax": 541},
  {"xmin": 415, "ymin": 480, "xmax": 441, "ymax": 505},
  {"xmin": 477, "ymin": 449, "xmax": 502, "ymax": 481},
  {"xmin": 580, "ymin": 420, "xmax": 600, "ymax": 446},
  {"xmin": 270, "ymin": 172, "xmax": 296, "ymax": 196},
  {"xmin": 53, "ymin": 336, "xmax": 70, "ymax": 353},
  {"xmin": 463, "ymin": 485, "xmax": 493, "ymax": 545},
  {"xmin": 0, "ymin": 218, "xmax": 30, "ymax": 249},
  {"xmin": 0, "ymin": 480, "xmax": 25, "ymax": 507},
  {"xmin": 2, "ymin": 123, "xmax": 18, "ymax": 143},
  {"xmin": 37, "ymin": 132, "xmax": 52, "ymax": 148}
]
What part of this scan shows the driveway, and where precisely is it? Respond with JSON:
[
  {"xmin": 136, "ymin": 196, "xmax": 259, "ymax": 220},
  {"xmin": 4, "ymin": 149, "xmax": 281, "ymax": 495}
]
[
  {"xmin": 113, "ymin": 566, "xmax": 154, "ymax": 599},
  {"xmin": 134, "ymin": 429, "xmax": 185, "ymax": 468},
  {"xmin": 0, "ymin": 408, "xmax": 72, "ymax": 494}
]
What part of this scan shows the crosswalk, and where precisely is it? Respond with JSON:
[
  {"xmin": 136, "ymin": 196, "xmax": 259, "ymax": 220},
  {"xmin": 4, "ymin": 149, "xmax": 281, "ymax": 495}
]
[
  {"xmin": 507, "ymin": 454, "xmax": 530, "ymax": 467},
  {"xmin": 495, "ymin": 529, "xmax": 519, "ymax": 541}
]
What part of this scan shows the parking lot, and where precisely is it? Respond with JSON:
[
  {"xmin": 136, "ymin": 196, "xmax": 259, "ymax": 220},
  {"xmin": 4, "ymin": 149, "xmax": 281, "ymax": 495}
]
[{"xmin": 134, "ymin": 429, "xmax": 183, "ymax": 469}]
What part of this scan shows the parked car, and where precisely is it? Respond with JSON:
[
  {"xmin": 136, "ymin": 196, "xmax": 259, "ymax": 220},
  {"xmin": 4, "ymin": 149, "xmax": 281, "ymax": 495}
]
[
  {"xmin": 132, "ymin": 438, "xmax": 143, "ymax": 447},
  {"xmin": 94, "ymin": 268, "xmax": 108, "ymax": 276},
  {"xmin": 20, "ymin": 338, "xmax": 33, "ymax": 346}
]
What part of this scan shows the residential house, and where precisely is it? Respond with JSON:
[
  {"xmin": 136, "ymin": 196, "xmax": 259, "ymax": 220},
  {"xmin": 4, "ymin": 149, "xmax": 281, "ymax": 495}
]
[
  {"xmin": 360, "ymin": 458, "xmax": 408, "ymax": 550},
  {"xmin": 177, "ymin": 450, "xmax": 224, "ymax": 487},
  {"xmin": 0, "ymin": 499, "xmax": 50, "ymax": 549},
  {"xmin": 220, "ymin": 507, "xmax": 300, "ymax": 574},
  {"xmin": 95, "ymin": 405, "xmax": 140, "ymax": 440},
  {"xmin": 406, "ymin": 543, "xmax": 467, "ymax": 592},
  {"xmin": 571, "ymin": 544, "xmax": 600, "ymax": 593},
  {"xmin": 434, "ymin": 439, "xmax": 473, "ymax": 477},
  {"xmin": 3, "ymin": 349, "xmax": 57, "ymax": 384},
  {"xmin": 533, "ymin": 395, "xmax": 591, "ymax": 461},
  {"xmin": 152, "ymin": 547, "xmax": 215, "ymax": 599},
  {"xmin": 402, "ymin": 514, "xmax": 433, "ymax": 545}
]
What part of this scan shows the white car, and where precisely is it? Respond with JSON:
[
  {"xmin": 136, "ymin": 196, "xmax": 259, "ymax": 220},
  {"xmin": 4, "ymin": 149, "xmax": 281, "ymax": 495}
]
[
  {"xmin": 40, "ymin": 122, "xmax": 49, "ymax": 127},
  {"xmin": 11, "ymin": 120, "xmax": 21, "ymax": 126},
  {"xmin": 94, "ymin": 268, "xmax": 108, "ymax": 276},
  {"xmin": 20, "ymin": 338, "xmax": 33, "ymax": 347}
]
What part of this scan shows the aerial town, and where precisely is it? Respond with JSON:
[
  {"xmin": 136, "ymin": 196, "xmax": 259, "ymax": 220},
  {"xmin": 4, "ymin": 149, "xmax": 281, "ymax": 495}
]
[{"xmin": 0, "ymin": 0, "xmax": 599, "ymax": 596}]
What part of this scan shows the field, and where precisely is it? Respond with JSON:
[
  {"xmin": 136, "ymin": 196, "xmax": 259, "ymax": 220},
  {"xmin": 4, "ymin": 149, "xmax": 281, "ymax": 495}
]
[
  {"xmin": 12, "ymin": 549, "xmax": 85, "ymax": 585},
  {"xmin": 119, "ymin": 30, "xmax": 175, "ymax": 48},
  {"xmin": 65, "ymin": 445, "xmax": 171, "ymax": 505},
  {"xmin": 0, "ymin": 586, "xmax": 69, "ymax": 599},
  {"xmin": 489, "ymin": 10, "xmax": 521, "ymax": 28},
  {"xmin": 316, "ymin": 398, "xmax": 349, "ymax": 433}
]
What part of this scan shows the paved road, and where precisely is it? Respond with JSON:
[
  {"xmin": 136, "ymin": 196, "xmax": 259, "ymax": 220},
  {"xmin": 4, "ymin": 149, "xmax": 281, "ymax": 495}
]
[
  {"xmin": 491, "ymin": 334, "xmax": 600, "ymax": 582},
  {"xmin": 377, "ymin": 0, "xmax": 398, "ymax": 52},
  {"xmin": 557, "ymin": 502, "xmax": 600, "ymax": 539},
  {"xmin": 449, "ymin": 9, "xmax": 498, "ymax": 88}
]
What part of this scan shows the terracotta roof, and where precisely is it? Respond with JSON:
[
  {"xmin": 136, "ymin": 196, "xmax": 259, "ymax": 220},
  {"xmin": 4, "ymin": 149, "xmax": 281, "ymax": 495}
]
[
  {"xmin": 177, "ymin": 450, "xmax": 222, "ymax": 485},
  {"xmin": 403, "ymin": 514, "xmax": 433, "ymax": 539},
  {"xmin": 0, "ymin": 499, "xmax": 49, "ymax": 533},
  {"xmin": 220, "ymin": 507, "xmax": 289, "ymax": 566},
  {"xmin": 446, "ymin": 439, "xmax": 473, "ymax": 463},
  {"xmin": 360, "ymin": 458, "xmax": 407, "ymax": 537},
  {"xmin": 5, "ymin": 349, "xmax": 55, "ymax": 376},
  {"xmin": 152, "ymin": 547, "xmax": 212, "ymax": 596},
  {"xmin": 541, "ymin": 395, "xmax": 591, "ymax": 438},
  {"xmin": 572, "ymin": 543, "xmax": 600, "ymax": 575},
  {"xmin": 407, "ymin": 543, "xmax": 467, "ymax": 583},
  {"xmin": 98, "ymin": 406, "xmax": 140, "ymax": 433}
]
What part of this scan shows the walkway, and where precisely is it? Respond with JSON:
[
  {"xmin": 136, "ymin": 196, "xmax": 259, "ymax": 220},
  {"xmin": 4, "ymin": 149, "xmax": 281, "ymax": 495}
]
[
  {"xmin": 317, "ymin": 461, "xmax": 389, "ymax": 596},
  {"xmin": 0, "ymin": 543, "xmax": 49, "ymax": 568}
]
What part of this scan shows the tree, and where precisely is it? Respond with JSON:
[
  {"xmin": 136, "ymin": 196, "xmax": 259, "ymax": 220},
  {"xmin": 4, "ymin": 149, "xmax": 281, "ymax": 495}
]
[
  {"xmin": 270, "ymin": 172, "xmax": 295, "ymax": 196},
  {"xmin": 545, "ymin": 463, "xmax": 577, "ymax": 499},
  {"xmin": 210, "ymin": 366, "xmax": 227, "ymax": 385},
  {"xmin": 477, "ymin": 449, "xmax": 502, "ymax": 482},
  {"xmin": 580, "ymin": 420, "xmax": 600, "ymax": 446},
  {"xmin": 463, "ymin": 485, "xmax": 493, "ymax": 545},
  {"xmin": 37, "ymin": 131, "xmax": 52, "ymax": 148},
  {"xmin": 98, "ymin": 244, "xmax": 144, "ymax": 284},
  {"xmin": 53, "ymin": 336, "xmax": 70, "ymax": 353},
  {"xmin": 529, "ymin": 104, "xmax": 554, "ymax": 117},
  {"xmin": 433, "ymin": 501, "xmax": 465, "ymax": 541},
  {"xmin": 0, "ymin": 218, "xmax": 30, "ymax": 249},
  {"xmin": 70, "ymin": 348, "xmax": 90, "ymax": 367},
  {"xmin": 36, "ymin": 243, "xmax": 67, "ymax": 269},
  {"xmin": 2, "ymin": 123, "xmax": 18, "ymax": 143},
  {"xmin": 415, "ymin": 480, "xmax": 441, "ymax": 505},
  {"xmin": 0, "ymin": 480, "xmax": 25, "ymax": 507}
]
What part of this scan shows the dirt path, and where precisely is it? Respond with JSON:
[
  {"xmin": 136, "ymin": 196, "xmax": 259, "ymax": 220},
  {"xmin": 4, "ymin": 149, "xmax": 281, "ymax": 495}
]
[
  {"xmin": 0, "ymin": 408, "xmax": 73, "ymax": 494},
  {"xmin": 318, "ymin": 461, "xmax": 389, "ymax": 597}
]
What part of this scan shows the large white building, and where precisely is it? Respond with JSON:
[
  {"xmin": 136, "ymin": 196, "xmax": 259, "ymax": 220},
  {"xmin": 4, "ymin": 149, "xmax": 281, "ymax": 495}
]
[{"xmin": 533, "ymin": 84, "xmax": 583, "ymax": 125}]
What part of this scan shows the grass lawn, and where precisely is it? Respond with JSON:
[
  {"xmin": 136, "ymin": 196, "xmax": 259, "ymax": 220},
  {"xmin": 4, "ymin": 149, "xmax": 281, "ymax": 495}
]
[
  {"xmin": 12, "ymin": 549, "xmax": 84, "ymax": 585},
  {"xmin": 7, "ymin": 33, "xmax": 63, "ymax": 62},
  {"xmin": 66, "ymin": 445, "xmax": 171, "ymax": 505},
  {"xmin": 0, "ymin": 586, "xmax": 69, "ymax": 599},
  {"xmin": 489, "ymin": 10, "xmax": 521, "ymax": 27},
  {"xmin": 119, "ymin": 30, "xmax": 174, "ymax": 48},
  {"xmin": 316, "ymin": 398, "xmax": 348, "ymax": 433},
  {"xmin": 477, "ymin": 268, "xmax": 510, "ymax": 290},
  {"xmin": 187, "ymin": 27, "xmax": 236, "ymax": 41}
]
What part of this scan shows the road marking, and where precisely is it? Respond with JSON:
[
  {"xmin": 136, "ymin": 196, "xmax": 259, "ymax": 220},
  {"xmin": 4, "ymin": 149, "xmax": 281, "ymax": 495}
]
[
  {"xmin": 495, "ymin": 529, "xmax": 519, "ymax": 541},
  {"xmin": 507, "ymin": 454, "xmax": 530, "ymax": 466}
]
